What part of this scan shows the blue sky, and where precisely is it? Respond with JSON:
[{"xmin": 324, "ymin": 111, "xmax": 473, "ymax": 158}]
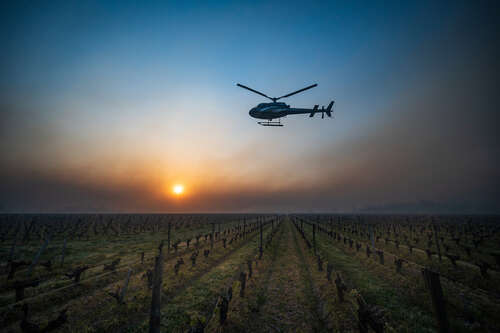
[{"xmin": 1, "ymin": 1, "xmax": 498, "ymax": 212}]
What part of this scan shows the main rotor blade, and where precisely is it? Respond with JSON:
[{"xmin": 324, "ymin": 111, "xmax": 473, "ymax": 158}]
[
  {"xmin": 236, "ymin": 83, "xmax": 273, "ymax": 101},
  {"xmin": 276, "ymin": 83, "xmax": 317, "ymax": 100}
]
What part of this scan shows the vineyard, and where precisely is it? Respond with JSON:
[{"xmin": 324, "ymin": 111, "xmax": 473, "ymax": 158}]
[{"xmin": 0, "ymin": 214, "xmax": 499, "ymax": 332}]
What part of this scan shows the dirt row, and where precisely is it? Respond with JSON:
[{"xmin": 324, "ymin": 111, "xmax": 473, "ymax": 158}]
[{"xmin": 223, "ymin": 219, "xmax": 357, "ymax": 332}]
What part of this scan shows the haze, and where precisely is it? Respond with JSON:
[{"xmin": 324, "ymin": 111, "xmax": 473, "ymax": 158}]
[{"xmin": 1, "ymin": 1, "xmax": 499, "ymax": 213}]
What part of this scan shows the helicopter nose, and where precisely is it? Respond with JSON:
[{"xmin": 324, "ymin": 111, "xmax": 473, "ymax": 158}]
[{"xmin": 249, "ymin": 109, "xmax": 256, "ymax": 117}]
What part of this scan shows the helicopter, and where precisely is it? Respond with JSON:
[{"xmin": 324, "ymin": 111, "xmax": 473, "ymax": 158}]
[{"xmin": 237, "ymin": 83, "xmax": 334, "ymax": 127}]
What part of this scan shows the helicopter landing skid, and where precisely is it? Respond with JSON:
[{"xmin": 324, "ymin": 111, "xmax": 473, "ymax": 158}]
[{"xmin": 257, "ymin": 120, "xmax": 283, "ymax": 127}]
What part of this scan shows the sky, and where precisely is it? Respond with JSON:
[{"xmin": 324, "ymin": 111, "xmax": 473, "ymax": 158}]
[{"xmin": 0, "ymin": 0, "xmax": 499, "ymax": 213}]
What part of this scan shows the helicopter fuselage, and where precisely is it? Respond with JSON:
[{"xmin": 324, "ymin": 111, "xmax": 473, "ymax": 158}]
[{"xmin": 249, "ymin": 102, "xmax": 314, "ymax": 120}]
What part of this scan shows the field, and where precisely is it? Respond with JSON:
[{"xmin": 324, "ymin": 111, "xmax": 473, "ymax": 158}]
[{"xmin": 1, "ymin": 214, "xmax": 499, "ymax": 332}]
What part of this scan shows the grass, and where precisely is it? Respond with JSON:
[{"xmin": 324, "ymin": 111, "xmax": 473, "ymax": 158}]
[
  {"xmin": 300, "ymin": 222, "xmax": 436, "ymax": 332},
  {"xmin": 1, "ymin": 214, "xmax": 499, "ymax": 332},
  {"xmin": 1, "ymin": 219, "xmax": 270, "ymax": 332}
]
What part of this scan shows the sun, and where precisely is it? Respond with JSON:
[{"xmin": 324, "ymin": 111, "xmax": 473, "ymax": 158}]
[{"xmin": 173, "ymin": 184, "xmax": 184, "ymax": 195}]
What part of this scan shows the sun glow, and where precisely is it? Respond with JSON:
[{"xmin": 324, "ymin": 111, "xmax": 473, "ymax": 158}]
[{"xmin": 173, "ymin": 184, "xmax": 184, "ymax": 195}]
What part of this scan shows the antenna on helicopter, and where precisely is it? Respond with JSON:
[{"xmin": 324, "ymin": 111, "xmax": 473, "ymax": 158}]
[{"xmin": 236, "ymin": 83, "xmax": 317, "ymax": 102}]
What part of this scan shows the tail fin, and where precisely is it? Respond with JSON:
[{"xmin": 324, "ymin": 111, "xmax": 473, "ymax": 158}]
[
  {"xmin": 325, "ymin": 101, "xmax": 334, "ymax": 117},
  {"xmin": 309, "ymin": 105, "xmax": 319, "ymax": 117}
]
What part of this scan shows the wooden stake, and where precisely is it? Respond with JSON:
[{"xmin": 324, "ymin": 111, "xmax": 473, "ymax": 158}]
[
  {"xmin": 27, "ymin": 232, "xmax": 51, "ymax": 276},
  {"xmin": 60, "ymin": 237, "xmax": 67, "ymax": 267},
  {"xmin": 149, "ymin": 254, "xmax": 163, "ymax": 333},
  {"xmin": 313, "ymin": 224, "xmax": 316, "ymax": 254},
  {"xmin": 259, "ymin": 221, "xmax": 263, "ymax": 259},
  {"xmin": 422, "ymin": 268, "xmax": 449, "ymax": 333},
  {"xmin": 211, "ymin": 223, "xmax": 214, "ymax": 249},
  {"xmin": 120, "ymin": 269, "xmax": 133, "ymax": 303},
  {"xmin": 167, "ymin": 222, "xmax": 171, "ymax": 255},
  {"xmin": 432, "ymin": 221, "xmax": 442, "ymax": 262}
]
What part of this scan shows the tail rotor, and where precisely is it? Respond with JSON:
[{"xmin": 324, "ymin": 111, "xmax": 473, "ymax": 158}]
[
  {"xmin": 325, "ymin": 101, "xmax": 334, "ymax": 118},
  {"xmin": 313, "ymin": 101, "xmax": 334, "ymax": 119}
]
